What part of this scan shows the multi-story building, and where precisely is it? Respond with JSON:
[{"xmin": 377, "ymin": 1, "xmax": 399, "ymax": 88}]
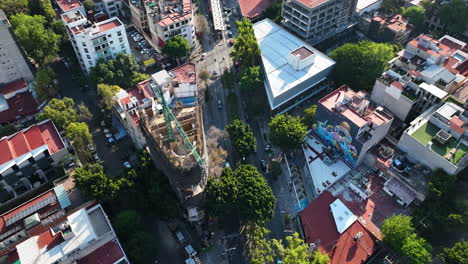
[
  {"xmin": 367, "ymin": 14, "xmax": 412, "ymax": 44},
  {"xmin": 282, "ymin": 0, "xmax": 358, "ymax": 44},
  {"xmin": 61, "ymin": 10, "xmax": 131, "ymax": 72},
  {"xmin": 252, "ymin": 19, "xmax": 336, "ymax": 112},
  {"xmin": 129, "ymin": 0, "xmax": 195, "ymax": 48},
  {"xmin": 0, "ymin": 188, "xmax": 129, "ymax": 264},
  {"xmin": 55, "ymin": 0, "xmax": 86, "ymax": 15},
  {"xmin": 94, "ymin": 0, "xmax": 122, "ymax": 18},
  {"xmin": 0, "ymin": 9, "xmax": 34, "ymax": 85},
  {"xmin": 0, "ymin": 79, "xmax": 39, "ymax": 125},
  {"xmin": 238, "ymin": 0, "xmax": 272, "ymax": 21},
  {"xmin": 371, "ymin": 34, "xmax": 467, "ymax": 122},
  {"xmin": 398, "ymin": 102, "xmax": 468, "ymax": 175},
  {"xmin": 0, "ymin": 120, "xmax": 70, "ymax": 204},
  {"xmin": 314, "ymin": 85, "xmax": 394, "ymax": 166}
]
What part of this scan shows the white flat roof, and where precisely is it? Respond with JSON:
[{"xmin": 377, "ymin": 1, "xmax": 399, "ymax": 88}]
[
  {"xmin": 253, "ymin": 19, "xmax": 335, "ymax": 109},
  {"xmin": 419, "ymin": 82, "xmax": 448, "ymax": 99},
  {"xmin": 302, "ymin": 135, "xmax": 352, "ymax": 195},
  {"xmin": 356, "ymin": 0, "xmax": 381, "ymax": 12},
  {"xmin": 330, "ymin": 199, "xmax": 358, "ymax": 234},
  {"xmin": 210, "ymin": 0, "xmax": 224, "ymax": 30}
]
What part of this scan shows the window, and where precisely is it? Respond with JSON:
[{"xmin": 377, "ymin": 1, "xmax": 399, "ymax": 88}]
[
  {"xmin": 183, "ymin": 34, "xmax": 187, "ymax": 38},
  {"xmin": 117, "ymin": 31, "xmax": 122, "ymax": 36},
  {"xmin": 108, "ymin": 34, "xmax": 112, "ymax": 38},
  {"xmin": 110, "ymin": 40, "xmax": 114, "ymax": 44},
  {"xmin": 86, "ymin": 55, "xmax": 91, "ymax": 59},
  {"xmin": 176, "ymin": 22, "xmax": 180, "ymax": 27},
  {"xmin": 120, "ymin": 44, "xmax": 125, "ymax": 49},
  {"xmin": 170, "ymin": 25, "xmax": 174, "ymax": 30},
  {"xmin": 119, "ymin": 37, "xmax": 123, "ymax": 42},
  {"xmin": 84, "ymin": 48, "xmax": 89, "ymax": 53},
  {"xmin": 81, "ymin": 42, "xmax": 86, "ymax": 46},
  {"xmin": 88, "ymin": 60, "xmax": 92, "ymax": 65}
]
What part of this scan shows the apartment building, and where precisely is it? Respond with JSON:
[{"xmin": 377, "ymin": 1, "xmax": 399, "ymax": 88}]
[
  {"xmin": 56, "ymin": 0, "xmax": 86, "ymax": 15},
  {"xmin": 252, "ymin": 19, "xmax": 336, "ymax": 112},
  {"xmin": 0, "ymin": 120, "xmax": 69, "ymax": 205},
  {"xmin": 129, "ymin": 0, "xmax": 195, "ymax": 48},
  {"xmin": 282, "ymin": 0, "xmax": 358, "ymax": 44},
  {"xmin": 94, "ymin": 0, "xmax": 122, "ymax": 18},
  {"xmin": 61, "ymin": 10, "xmax": 131, "ymax": 72},
  {"xmin": 398, "ymin": 102, "xmax": 468, "ymax": 175},
  {"xmin": 0, "ymin": 79, "xmax": 39, "ymax": 125},
  {"xmin": 314, "ymin": 85, "xmax": 394, "ymax": 167},
  {"xmin": 0, "ymin": 10, "xmax": 34, "ymax": 85},
  {"xmin": 0, "ymin": 188, "xmax": 129, "ymax": 264},
  {"xmin": 368, "ymin": 14, "xmax": 413, "ymax": 44},
  {"xmin": 371, "ymin": 34, "xmax": 467, "ymax": 121}
]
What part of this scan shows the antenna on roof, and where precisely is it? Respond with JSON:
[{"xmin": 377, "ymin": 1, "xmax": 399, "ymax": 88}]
[{"xmin": 354, "ymin": 232, "xmax": 363, "ymax": 241}]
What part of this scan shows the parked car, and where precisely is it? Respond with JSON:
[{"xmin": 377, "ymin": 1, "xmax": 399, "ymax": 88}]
[
  {"xmin": 87, "ymin": 144, "xmax": 96, "ymax": 153},
  {"xmin": 123, "ymin": 161, "xmax": 132, "ymax": 169},
  {"xmin": 93, "ymin": 153, "xmax": 101, "ymax": 162},
  {"xmin": 261, "ymin": 160, "xmax": 267, "ymax": 171},
  {"xmin": 217, "ymin": 100, "xmax": 222, "ymax": 109},
  {"xmin": 265, "ymin": 144, "xmax": 272, "ymax": 152},
  {"xmin": 224, "ymin": 162, "xmax": 231, "ymax": 168},
  {"xmin": 227, "ymin": 31, "xmax": 233, "ymax": 37}
]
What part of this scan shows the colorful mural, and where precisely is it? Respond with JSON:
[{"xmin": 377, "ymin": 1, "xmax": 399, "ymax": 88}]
[{"xmin": 313, "ymin": 121, "xmax": 358, "ymax": 166}]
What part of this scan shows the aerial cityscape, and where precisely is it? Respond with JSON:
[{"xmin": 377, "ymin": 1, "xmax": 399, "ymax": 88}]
[{"xmin": 0, "ymin": 0, "xmax": 466, "ymax": 263}]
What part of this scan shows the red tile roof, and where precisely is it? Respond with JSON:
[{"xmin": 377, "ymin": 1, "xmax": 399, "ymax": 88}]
[
  {"xmin": 450, "ymin": 116, "xmax": 465, "ymax": 135},
  {"xmin": 37, "ymin": 229, "xmax": 64, "ymax": 250},
  {"xmin": 120, "ymin": 96, "xmax": 131, "ymax": 105},
  {"xmin": 172, "ymin": 63, "xmax": 196, "ymax": 84},
  {"xmin": 296, "ymin": 0, "xmax": 330, "ymax": 9},
  {"xmin": 0, "ymin": 120, "xmax": 65, "ymax": 166},
  {"xmin": 0, "ymin": 91, "xmax": 40, "ymax": 124},
  {"xmin": 300, "ymin": 191, "xmax": 379, "ymax": 264},
  {"xmin": 239, "ymin": 0, "xmax": 272, "ymax": 19},
  {"xmin": 391, "ymin": 81, "xmax": 403, "ymax": 90},
  {"xmin": 96, "ymin": 19, "xmax": 121, "ymax": 34},
  {"xmin": 0, "ymin": 80, "xmax": 27, "ymax": 95},
  {"xmin": 56, "ymin": 0, "xmax": 82, "ymax": 12},
  {"xmin": 77, "ymin": 240, "xmax": 125, "ymax": 264}
]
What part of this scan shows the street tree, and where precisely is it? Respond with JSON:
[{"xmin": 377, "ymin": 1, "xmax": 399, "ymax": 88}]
[
  {"xmin": 38, "ymin": 0, "xmax": 55, "ymax": 22},
  {"xmin": 65, "ymin": 122, "xmax": 93, "ymax": 155},
  {"xmin": 226, "ymin": 119, "xmax": 256, "ymax": 156},
  {"xmin": 0, "ymin": 0, "xmax": 29, "ymax": 18},
  {"xmin": 73, "ymin": 163, "xmax": 127, "ymax": 202},
  {"xmin": 34, "ymin": 66, "xmax": 59, "ymax": 101},
  {"xmin": 283, "ymin": 232, "xmax": 312, "ymax": 264},
  {"xmin": 246, "ymin": 224, "xmax": 274, "ymax": 264},
  {"xmin": 0, "ymin": 124, "xmax": 16, "ymax": 138},
  {"xmin": 204, "ymin": 168, "xmax": 237, "ymax": 217},
  {"xmin": 195, "ymin": 15, "xmax": 209, "ymax": 34},
  {"xmin": 231, "ymin": 18, "xmax": 260, "ymax": 67},
  {"xmin": 206, "ymin": 126, "xmax": 228, "ymax": 177},
  {"xmin": 198, "ymin": 70, "xmax": 210, "ymax": 88},
  {"xmin": 97, "ymin": 83, "xmax": 121, "ymax": 110},
  {"xmin": 240, "ymin": 66, "xmax": 263, "ymax": 93},
  {"xmin": 402, "ymin": 6, "xmax": 426, "ymax": 31},
  {"xmin": 330, "ymin": 41, "xmax": 398, "ymax": 92},
  {"xmin": 381, "ymin": 0, "xmax": 404, "ymax": 13},
  {"xmin": 113, "ymin": 210, "xmax": 142, "ymax": 239},
  {"xmin": 77, "ymin": 103, "xmax": 93, "ymax": 122},
  {"xmin": 263, "ymin": 0, "xmax": 282, "ymax": 23},
  {"xmin": 303, "ymin": 105, "xmax": 317, "ymax": 128},
  {"xmin": 162, "ymin": 36, "xmax": 190, "ymax": 60},
  {"xmin": 124, "ymin": 231, "xmax": 158, "ymax": 264},
  {"xmin": 9, "ymin": 14, "xmax": 59, "ymax": 65},
  {"xmin": 82, "ymin": 0, "xmax": 96, "ymax": 11},
  {"xmin": 439, "ymin": 240, "xmax": 468, "ymax": 264},
  {"xmin": 311, "ymin": 250, "xmax": 331, "ymax": 264},
  {"xmin": 269, "ymin": 114, "xmax": 307, "ymax": 152},
  {"xmin": 38, "ymin": 97, "xmax": 78, "ymax": 130},
  {"xmin": 50, "ymin": 20, "xmax": 67, "ymax": 43},
  {"xmin": 381, "ymin": 215, "xmax": 415, "ymax": 251},
  {"xmin": 437, "ymin": 0, "xmax": 468, "ymax": 34},
  {"xmin": 401, "ymin": 234, "xmax": 432, "ymax": 264},
  {"xmin": 90, "ymin": 53, "xmax": 148, "ymax": 89},
  {"xmin": 268, "ymin": 160, "xmax": 282, "ymax": 181}
]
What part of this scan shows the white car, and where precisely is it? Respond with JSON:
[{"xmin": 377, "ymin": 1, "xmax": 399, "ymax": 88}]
[
  {"xmin": 105, "ymin": 133, "xmax": 113, "ymax": 138},
  {"xmin": 103, "ymin": 128, "xmax": 110, "ymax": 133},
  {"xmin": 123, "ymin": 161, "xmax": 132, "ymax": 169},
  {"xmin": 93, "ymin": 153, "xmax": 101, "ymax": 162},
  {"xmin": 87, "ymin": 144, "xmax": 96, "ymax": 153}
]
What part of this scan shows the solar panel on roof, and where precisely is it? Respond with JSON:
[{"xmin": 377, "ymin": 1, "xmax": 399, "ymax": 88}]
[
  {"xmin": 5, "ymin": 194, "xmax": 56, "ymax": 226},
  {"xmin": 54, "ymin": 184, "xmax": 71, "ymax": 209}
]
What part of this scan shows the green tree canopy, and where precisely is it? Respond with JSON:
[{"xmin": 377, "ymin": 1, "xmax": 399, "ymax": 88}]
[
  {"xmin": 231, "ymin": 18, "xmax": 261, "ymax": 67},
  {"xmin": 439, "ymin": 240, "xmax": 468, "ymax": 264},
  {"xmin": 437, "ymin": 0, "xmax": 468, "ymax": 34},
  {"xmin": 10, "ymin": 14, "xmax": 59, "ymax": 65},
  {"xmin": 401, "ymin": 234, "xmax": 432, "ymax": 264},
  {"xmin": 303, "ymin": 105, "xmax": 317, "ymax": 128},
  {"xmin": 311, "ymin": 250, "xmax": 331, "ymax": 264},
  {"xmin": 381, "ymin": 0, "xmax": 404, "ymax": 13},
  {"xmin": 77, "ymin": 103, "xmax": 93, "ymax": 122},
  {"xmin": 402, "ymin": 6, "xmax": 426, "ymax": 31},
  {"xmin": 82, "ymin": 0, "xmax": 96, "ymax": 11},
  {"xmin": 205, "ymin": 164, "xmax": 275, "ymax": 225},
  {"xmin": 330, "ymin": 41, "xmax": 398, "ymax": 92},
  {"xmin": 34, "ymin": 66, "xmax": 59, "ymax": 101},
  {"xmin": 97, "ymin": 83, "xmax": 121, "ymax": 110},
  {"xmin": 269, "ymin": 114, "xmax": 307, "ymax": 152},
  {"xmin": 0, "ymin": 124, "xmax": 16, "ymax": 138},
  {"xmin": 38, "ymin": 0, "xmax": 55, "ymax": 22},
  {"xmin": 162, "ymin": 35, "xmax": 190, "ymax": 59},
  {"xmin": 382, "ymin": 215, "xmax": 415, "ymax": 251},
  {"xmin": 240, "ymin": 66, "xmax": 263, "ymax": 93},
  {"xmin": 113, "ymin": 210, "xmax": 142, "ymax": 239},
  {"xmin": 226, "ymin": 119, "xmax": 257, "ymax": 156},
  {"xmin": 65, "ymin": 122, "xmax": 92, "ymax": 155},
  {"xmin": 73, "ymin": 163, "xmax": 126, "ymax": 202},
  {"xmin": 263, "ymin": 0, "xmax": 282, "ymax": 23},
  {"xmin": 90, "ymin": 53, "xmax": 148, "ymax": 89},
  {"xmin": 38, "ymin": 97, "xmax": 78, "ymax": 130},
  {"xmin": 283, "ymin": 232, "xmax": 312, "ymax": 263},
  {"xmin": 0, "ymin": 0, "xmax": 29, "ymax": 18}
]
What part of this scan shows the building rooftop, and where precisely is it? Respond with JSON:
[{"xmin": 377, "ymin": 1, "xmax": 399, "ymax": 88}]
[
  {"xmin": 56, "ymin": 0, "xmax": 83, "ymax": 12},
  {"xmin": 156, "ymin": 0, "xmax": 192, "ymax": 27},
  {"xmin": 372, "ymin": 14, "xmax": 411, "ymax": 33},
  {"xmin": 0, "ymin": 120, "xmax": 65, "ymax": 172},
  {"xmin": 253, "ymin": 19, "xmax": 335, "ymax": 109},
  {"xmin": 0, "ymin": 83, "xmax": 39, "ymax": 124},
  {"xmin": 296, "ymin": 0, "xmax": 331, "ymax": 9},
  {"xmin": 171, "ymin": 63, "xmax": 196, "ymax": 85},
  {"xmin": 300, "ymin": 191, "xmax": 379, "ymax": 264},
  {"xmin": 419, "ymin": 82, "xmax": 448, "ymax": 99},
  {"xmin": 238, "ymin": 0, "xmax": 272, "ymax": 19},
  {"xmin": 356, "ymin": 0, "xmax": 381, "ymax": 13},
  {"xmin": 69, "ymin": 17, "xmax": 123, "ymax": 35},
  {"xmin": 302, "ymin": 135, "xmax": 352, "ymax": 195},
  {"xmin": 330, "ymin": 199, "xmax": 357, "ymax": 234},
  {"xmin": 0, "ymin": 80, "xmax": 28, "ymax": 95},
  {"xmin": 319, "ymin": 85, "xmax": 393, "ymax": 127}
]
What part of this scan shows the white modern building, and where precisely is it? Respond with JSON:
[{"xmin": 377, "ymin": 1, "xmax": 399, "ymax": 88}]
[
  {"xmin": 61, "ymin": 10, "xmax": 131, "ymax": 72},
  {"xmin": 253, "ymin": 19, "xmax": 336, "ymax": 112},
  {"xmin": 94, "ymin": 0, "xmax": 122, "ymax": 18}
]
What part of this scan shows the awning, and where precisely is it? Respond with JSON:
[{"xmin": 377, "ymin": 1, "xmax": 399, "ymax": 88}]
[{"xmin": 143, "ymin": 58, "xmax": 156, "ymax": 67}]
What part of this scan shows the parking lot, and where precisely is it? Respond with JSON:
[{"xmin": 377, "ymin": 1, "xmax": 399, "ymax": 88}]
[{"xmin": 126, "ymin": 29, "xmax": 158, "ymax": 63}]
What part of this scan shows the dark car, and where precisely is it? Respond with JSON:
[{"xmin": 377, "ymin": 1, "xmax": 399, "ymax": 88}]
[{"xmin": 261, "ymin": 160, "xmax": 267, "ymax": 171}]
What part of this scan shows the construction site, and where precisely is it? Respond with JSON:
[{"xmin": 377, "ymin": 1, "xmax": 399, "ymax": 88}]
[{"xmin": 138, "ymin": 64, "xmax": 208, "ymax": 206}]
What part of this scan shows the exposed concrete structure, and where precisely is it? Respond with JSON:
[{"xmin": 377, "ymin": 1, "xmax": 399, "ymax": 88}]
[{"xmin": 0, "ymin": 10, "xmax": 34, "ymax": 86}]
